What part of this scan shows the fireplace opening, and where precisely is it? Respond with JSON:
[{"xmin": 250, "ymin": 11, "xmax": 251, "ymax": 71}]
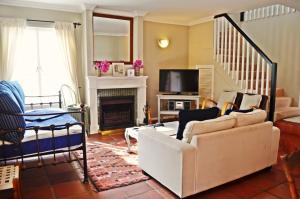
[{"xmin": 99, "ymin": 96, "xmax": 135, "ymax": 130}]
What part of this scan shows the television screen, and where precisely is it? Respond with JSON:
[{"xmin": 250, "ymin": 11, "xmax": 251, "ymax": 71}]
[{"xmin": 159, "ymin": 69, "xmax": 199, "ymax": 93}]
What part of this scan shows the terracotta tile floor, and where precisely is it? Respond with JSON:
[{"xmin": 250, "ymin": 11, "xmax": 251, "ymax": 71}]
[{"xmin": 0, "ymin": 132, "xmax": 298, "ymax": 199}]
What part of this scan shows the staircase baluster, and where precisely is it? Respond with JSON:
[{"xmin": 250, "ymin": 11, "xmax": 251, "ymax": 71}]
[
  {"xmin": 232, "ymin": 28, "xmax": 236, "ymax": 80},
  {"xmin": 266, "ymin": 63, "xmax": 270, "ymax": 96},
  {"xmin": 256, "ymin": 53, "xmax": 261, "ymax": 94},
  {"xmin": 281, "ymin": 5, "xmax": 285, "ymax": 15},
  {"xmin": 228, "ymin": 23, "xmax": 232, "ymax": 75},
  {"xmin": 221, "ymin": 18, "xmax": 224, "ymax": 64},
  {"xmin": 253, "ymin": 9, "xmax": 257, "ymax": 20},
  {"xmin": 217, "ymin": 18, "xmax": 221, "ymax": 62},
  {"xmin": 257, "ymin": 8, "xmax": 261, "ymax": 19},
  {"xmin": 250, "ymin": 47, "xmax": 255, "ymax": 93},
  {"xmin": 262, "ymin": 7, "xmax": 265, "ymax": 18},
  {"xmin": 236, "ymin": 32, "xmax": 241, "ymax": 84},
  {"xmin": 261, "ymin": 59, "xmax": 265, "ymax": 94},
  {"xmin": 241, "ymin": 37, "xmax": 245, "ymax": 89},
  {"xmin": 224, "ymin": 19, "xmax": 228, "ymax": 70},
  {"xmin": 245, "ymin": 42, "xmax": 250, "ymax": 93},
  {"xmin": 244, "ymin": 11, "xmax": 248, "ymax": 21},
  {"xmin": 214, "ymin": 18, "xmax": 217, "ymax": 60},
  {"xmin": 275, "ymin": 5, "xmax": 280, "ymax": 16},
  {"xmin": 269, "ymin": 5, "xmax": 274, "ymax": 17},
  {"xmin": 267, "ymin": 6, "xmax": 270, "ymax": 17}
]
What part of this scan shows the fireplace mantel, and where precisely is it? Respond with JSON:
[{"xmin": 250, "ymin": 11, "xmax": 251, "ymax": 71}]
[{"xmin": 86, "ymin": 76, "xmax": 148, "ymax": 133}]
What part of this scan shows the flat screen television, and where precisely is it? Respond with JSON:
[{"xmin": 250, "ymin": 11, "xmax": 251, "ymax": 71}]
[{"xmin": 159, "ymin": 69, "xmax": 199, "ymax": 94}]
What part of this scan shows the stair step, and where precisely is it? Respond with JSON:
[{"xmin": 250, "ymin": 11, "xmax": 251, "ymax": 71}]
[
  {"xmin": 276, "ymin": 88, "xmax": 285, "ymax": 97},
  {"xmin": 276, "ymin": 97, "xmax": 292, "ymax": 108}
]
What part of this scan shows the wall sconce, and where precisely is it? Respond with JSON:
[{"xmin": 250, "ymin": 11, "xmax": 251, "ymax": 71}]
[{"xmin": 158, "ymin": 39, "xmax": 169, "ymax": 48}]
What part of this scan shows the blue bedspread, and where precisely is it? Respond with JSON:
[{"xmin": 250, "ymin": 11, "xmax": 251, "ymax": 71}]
[{"xmin": 25, "ymin": 108, "xmax": 78, "ymax": 130}]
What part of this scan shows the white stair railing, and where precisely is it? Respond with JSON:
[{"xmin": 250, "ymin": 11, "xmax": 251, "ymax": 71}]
[
  {"xmin": 214, "ymin": 14, "xmax": 278, "ymax": 121},
  {"xmin": 242, "ymin": 4, "xmax": 296, "ymax": 22}
]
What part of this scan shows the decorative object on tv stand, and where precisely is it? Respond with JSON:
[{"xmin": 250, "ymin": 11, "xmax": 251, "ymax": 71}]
[
  {"xmin": 127, "ymin": 68, "xmax": 135, "ymax": 77},
  {"xmin": 158, "ymin": 39, "xmax": 169, "ymax": 48},
  {"xmin": 133, "ymin": 59, "xmax": 144, "ymax": 76},
  {"xmin": 143, "ymin": 104, "xmax": 152, "ymax": 125},
  {"xmin": 112, "ymin": 63, "xmax": 125, "ymax": 77},
  {"xmin": 95, "ymin": 60, "xmax": 111, "ymax": 77}
]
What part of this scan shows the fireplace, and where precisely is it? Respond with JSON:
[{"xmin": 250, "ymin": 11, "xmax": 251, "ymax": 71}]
[
  {"xmin": 97, "ymin": 88, "xmax": 137, "ymax": 130},
  {"xmin": 86, "ymin": 76, "xmax": 147, "ymax": 133},
  {"xmin": 99, "ymin": 95, "xmax": 135, "ymax": 130}
]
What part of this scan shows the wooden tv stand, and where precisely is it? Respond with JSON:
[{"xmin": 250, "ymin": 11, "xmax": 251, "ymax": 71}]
[{"xmin": 157, "ymin": 94, "xmax": 200, "ymax": 123}]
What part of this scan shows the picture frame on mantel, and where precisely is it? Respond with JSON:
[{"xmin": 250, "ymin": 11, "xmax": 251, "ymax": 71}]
[{"xmin": 112, "ymin": 63, "xmax": 125, "ymax": 77}]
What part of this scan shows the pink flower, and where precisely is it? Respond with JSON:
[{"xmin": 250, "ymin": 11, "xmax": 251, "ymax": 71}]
[
  {"xmin": 133, "ymin": 59, "xmax": 143, "ymax": 69},
  {"xmin": 95, "ymin": 60, "xmax": 111, "ymax": 73}
]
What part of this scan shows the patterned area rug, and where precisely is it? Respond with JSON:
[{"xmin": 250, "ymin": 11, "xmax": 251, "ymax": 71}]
[{"xmin": 74, "ymin": 142, "xmax": 149, "ymax": 191}]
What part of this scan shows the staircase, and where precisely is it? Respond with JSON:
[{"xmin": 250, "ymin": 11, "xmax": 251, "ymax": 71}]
[
  {"xmin": 241, "ymin": 4, "xmax": 296, "ymax": 22},
  {"xmin": 213, "ymin": 13, "xmax": 277, "ymax": 121},
  {"xmin": 275, "ymin": 88, "xmax": 300, "ymax": 121}
]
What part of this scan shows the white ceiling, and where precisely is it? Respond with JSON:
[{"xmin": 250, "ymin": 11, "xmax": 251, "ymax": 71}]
[{"xmin": 0, "ymin": 0, "xmax": 299, "ymax": 25}]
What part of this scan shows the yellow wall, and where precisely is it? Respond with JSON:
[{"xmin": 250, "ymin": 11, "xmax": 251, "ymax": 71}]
[
  {"xmin": 188, "ymin": 21, "xmax": 214, "ymax": 68},
  {"xmin": 143, "ymin": 21, "xmax": 189, "ymax": 117}
]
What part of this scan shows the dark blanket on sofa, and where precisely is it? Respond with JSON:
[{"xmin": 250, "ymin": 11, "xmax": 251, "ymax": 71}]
[{"xmin": 176, "ymin": 107, "xmax": 220, "ymax": 140}]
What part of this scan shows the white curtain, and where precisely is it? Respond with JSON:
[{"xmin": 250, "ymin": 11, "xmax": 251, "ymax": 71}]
[
  {"xmin": 0, "ymin": 18, "xmax": 26, "ymax": 80},
  {"xmin": 54, "ymin": 22, "xmax": 80, "ymax": 103}
]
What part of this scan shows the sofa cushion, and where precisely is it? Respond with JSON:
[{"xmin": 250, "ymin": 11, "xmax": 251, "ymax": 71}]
[
  {"xmin": 176, "ymin": 107, "xmax": 219, "ymax": 140},
  {"xmin": 182, "ymin": 115, "xmax": 236, "ymax": 143},
  {"xmin": 0, "ymin": 89, "xmax": 26, "ymax": 143},
  {"xmin": 230, "ymin": 109, "xmax": 266, "ymax": 127},
  {"xmin": 217, "ymin": 91, "xmax": 237, "ymax": 110},
  {"xmin": 240, "ymin": 94, "xmax": 262, "ymax": 110},
  {"xmin": 0, "ymin": 81, "xmax": 25, "ymax": 112}
]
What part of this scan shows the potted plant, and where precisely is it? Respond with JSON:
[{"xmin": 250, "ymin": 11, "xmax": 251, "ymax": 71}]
[
  {"xmin": 133, "ymin": 59, "xmax": 144, "ymax": 76},
  {"xmin": 95, "ymin": 60, "xmax": 111, "ymax": 77}
]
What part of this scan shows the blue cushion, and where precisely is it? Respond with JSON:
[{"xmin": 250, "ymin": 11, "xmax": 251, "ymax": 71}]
[
  {"xmin": 176, "ymin": 107, "xmax": 220, "ymax": 140},
  {"xmin": 0, "ymin": 81, "xmax": 25, "ymax": 112},
  {"xmin": 11, "ymin": 81, "xmax": 25, "ymax": 104},
  {"xmin": 0, "ymin": 89, "xmax": 26, "ymax": 144}
]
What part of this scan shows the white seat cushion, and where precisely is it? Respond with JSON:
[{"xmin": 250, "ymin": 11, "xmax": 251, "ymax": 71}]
[
  {"xmin": 240, "ymin": 94, "xmax": 262, "ymax": 110},
  {"xmin": 217, "ymin": 91, "xmax": 237, "ymax": 110},
  {"xmin": 182, "ymin": 115, "xmax": 236, "ymax": 143},
  {"xmin": 230, "ymin": 109, "xmax": 267, "ymax": 127}
]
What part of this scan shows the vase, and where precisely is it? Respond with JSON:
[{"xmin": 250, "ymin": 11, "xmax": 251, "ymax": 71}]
[
  {"xmin": 97, "ymin": 69, "xmax": 101, "ymax": 77},
  {"xmin": 134, "ymin": 68, "xmax": 140, "ymax": 76}
]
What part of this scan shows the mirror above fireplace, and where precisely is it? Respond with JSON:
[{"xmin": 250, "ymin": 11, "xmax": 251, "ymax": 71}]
[{"xmin": 93, "ymin": 13, "xmax": 133, "ymax": 64}]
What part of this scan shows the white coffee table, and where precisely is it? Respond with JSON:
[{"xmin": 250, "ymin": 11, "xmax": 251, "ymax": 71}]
[{"xmin": 124, "ymin": 121, "xmax": 178, "ymax": 152}]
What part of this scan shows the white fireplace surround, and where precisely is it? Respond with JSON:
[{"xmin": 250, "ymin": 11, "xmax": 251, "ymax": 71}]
[{"xmin": 86, "ymin": 76, "xmax": 148, "ymax": 133}]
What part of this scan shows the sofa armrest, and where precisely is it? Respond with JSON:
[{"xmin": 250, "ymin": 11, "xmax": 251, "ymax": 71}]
[
  {"xmin": 138, "ymin": 130, "xmax": 196, "ymax": 198},
  {"xmin": 271, "ymin": 126, "xmax": 280, "ymax": 164}
]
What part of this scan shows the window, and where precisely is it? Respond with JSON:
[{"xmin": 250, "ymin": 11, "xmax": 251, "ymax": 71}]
[{"xmin": 11, "ymin": 26, "xmax": 72, "ymax": 97}]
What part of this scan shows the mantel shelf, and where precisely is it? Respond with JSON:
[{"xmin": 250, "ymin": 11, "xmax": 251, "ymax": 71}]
[{"xmin": 88, "ymin": 76, "xmax": 148, "ymax": 80}]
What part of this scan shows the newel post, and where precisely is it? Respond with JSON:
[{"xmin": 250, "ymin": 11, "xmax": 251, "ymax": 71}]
[{"xmin": 268, "ymin": 63, "xmax": 277, "ymax": 122}]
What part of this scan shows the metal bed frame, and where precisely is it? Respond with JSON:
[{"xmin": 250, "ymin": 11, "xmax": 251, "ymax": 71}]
[{"xmin": 0, "ymin": 92, "xmax": 88, "ymax": 183}]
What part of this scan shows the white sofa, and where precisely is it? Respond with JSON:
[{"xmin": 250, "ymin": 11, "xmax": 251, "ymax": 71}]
[{"xmin": 138, "ymin": 110, "xmax": 280, "ymax": 198}]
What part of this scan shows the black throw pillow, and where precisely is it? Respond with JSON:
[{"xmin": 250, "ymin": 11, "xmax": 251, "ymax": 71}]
[
  {"xmin": 176, "ymin": 107, "xmax": 220, "ymax": 140},
  {"xmin": 224, "ymin": 108, "xmax": 253, "ymax": 115}
]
